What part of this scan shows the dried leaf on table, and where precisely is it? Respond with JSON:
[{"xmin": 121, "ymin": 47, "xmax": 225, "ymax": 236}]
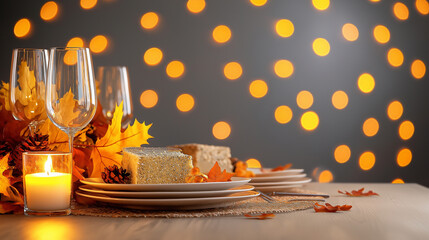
[
  {"xmin": 244, "ymin": 213, "xmax": 276, "ymax": 220},
  {"xmin": 207, "ymin": 162, "xmax": 234, "ymax": 182},
  {"xmin": 271, "ymin": 163, "xmax": 292, "ymax": 172},
  {"xmin": 338, "ymin": 188, "xmax": 379, "ymax": 197},
  {"xmin": 0, "ymin": 154, "xmax": 11, "ymax": 195},
  {"xmin": 314, "ymin": 202, "xmax": 352, "ymax": 213},
  {"xmin": 234, "ymin": 161, "xmax": 255, "ymax": 178}
]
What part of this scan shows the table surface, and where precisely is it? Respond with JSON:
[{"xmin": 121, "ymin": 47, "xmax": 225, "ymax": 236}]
[{"xmin": 1, "ymin": 183, "xmax": 428, "ymax": 240}]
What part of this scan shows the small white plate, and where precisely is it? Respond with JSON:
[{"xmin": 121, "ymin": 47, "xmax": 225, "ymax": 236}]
[
  {"xmin": 250, "ymin": 177, "xmax": 312, "ymax": 186},
  {"xmin": 250, "ymin": 174, "xmax": 307, "ymax": 183},
  {"xmin": 80, "ymin": 177, "xmax": 251, "ymax": 192},
  {"xmin": 254, "ymin": 184, "xmax": 303, "ymax": 193},
  {"xmin": 76, "ymin": 190, "xmax": 259, "ymax": 210},
  {"xmin": 250, "ymin": 168, "xmax": 305, "ymax": 177},
  {"xmin": 79, "ymin": 185, "xmax": 255, "ymax": 198}
]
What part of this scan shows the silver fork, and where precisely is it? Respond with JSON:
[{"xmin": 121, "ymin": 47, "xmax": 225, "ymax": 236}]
[{"xmin": 257, "ymin": 190, "xmax": 276, "ymax": 203}]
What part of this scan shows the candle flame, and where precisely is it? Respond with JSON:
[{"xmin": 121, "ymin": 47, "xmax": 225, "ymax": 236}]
[{"xmin": 45, "ymin": 155, "xmax": 53, "ymax": 175}]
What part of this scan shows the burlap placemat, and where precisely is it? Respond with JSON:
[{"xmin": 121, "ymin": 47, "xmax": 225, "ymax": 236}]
[{"xmin": 72, "ymin": 188, "xmax": 326, "ymax": 218}]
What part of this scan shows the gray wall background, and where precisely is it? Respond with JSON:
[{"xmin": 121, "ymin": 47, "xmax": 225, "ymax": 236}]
[{"xmin": 1, "ymin": 0, "xmax": 429, "ymax": 185}]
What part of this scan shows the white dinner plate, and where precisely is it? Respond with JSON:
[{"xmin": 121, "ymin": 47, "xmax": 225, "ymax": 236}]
[
  {"xmin": 76, "ymin": 190, "xmax": 259, "ymax": 210},
  {"xmin": 250, "ymin": 168, "xmax": 305, "ymax": 177},
  {"xmin": 79, "ymin": 185, "xmax": 255, "ymax": 198},
  {"xmin": 250, "ymin": 177, "xmax": 312, "ymax": 186},
  {"xmin": 250, "ymin": 174, "xmax": 307, "ymax": 183},
  {"xmin": 80, "ymin": 177, "xmax": 251, "ymax": 192},
  {"xmin": 254, "ymin": 184, "xmax": 303, "ymax": 193}
]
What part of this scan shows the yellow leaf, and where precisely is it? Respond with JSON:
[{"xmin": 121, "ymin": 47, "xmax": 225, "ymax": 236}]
[
  {"xmin": 38, "ymin": 118, "xmax": 69, "ymax": 151},
  {"xmin": 0, "ymin": 154, "xmax": 11, "ymax": 196},
  {"xmin": 0, "ymin": 82, "xmax": 11, "ymax": 111},
  {"xmin": 53, "ymin": 90, "xmax": 81, "ymax": 126}
]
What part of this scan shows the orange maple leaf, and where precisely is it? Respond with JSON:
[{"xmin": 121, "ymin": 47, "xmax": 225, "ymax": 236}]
[
  {"xmin": 271, "ymin": 163, "xmax": 292, "ymax": 172},
  {"xmin": 244, "ymin": 213, "xmax": 275, "ymax": 220},
  {"xmin": 207, "ymin": 162, "xmax": 234, "ymax": 182},
  {"xmin": 338, "ymin": 188, "xmax": 379, "ymax": 197},
  {"xmin": 0, "ymin": 154, "xmax": 11, "ymax": 196},
  {"xmin": 314, "ymin": 202, "xmax": 352, "ymax": 213}
]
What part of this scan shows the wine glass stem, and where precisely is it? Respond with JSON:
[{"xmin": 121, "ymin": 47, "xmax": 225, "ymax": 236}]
[{"xmin": 68, "ymin": 133, "xmax": 74, "ymax": 154}]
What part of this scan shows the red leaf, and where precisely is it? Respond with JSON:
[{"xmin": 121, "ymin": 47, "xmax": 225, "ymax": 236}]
[
  {"xmin": 244, "ymin": 213, "xmax": 275, "ymax": 220},
  {"xmin": 314, "ymin": 202, "xmax": 352, "ymax": 213},
  {"xmin": 338, "ymin": 188, "xmax": 379, "ymax": 197}
]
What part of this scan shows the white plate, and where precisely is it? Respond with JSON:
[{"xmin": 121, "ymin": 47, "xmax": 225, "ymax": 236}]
[
  {"xmin": 80, "ymin": 177, "xmax": 251, "ymax": 192},
  {"xmin": 254, "ymin": 184, "xmax": 303, "ymax": 193},
  {"xmin": 79, "ymin": 185, "xmax": 255, "ymax": 198},
  {"xmin": 76, "ymin": 190, "xmax": 259, "ymax": 210},
  {"xmin": 250, "ymin": 168, "xmax": 305, "ymax": 177},
  {"xmin": 250, "ymin": 174, "xmax": 307, "ymax": 183},
  {"xmin": 250, "ymin": 178, "xmax": 312, "ymax": 186}
]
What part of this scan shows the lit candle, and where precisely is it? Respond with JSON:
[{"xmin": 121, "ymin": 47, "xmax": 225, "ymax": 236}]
[{"xmin": 24, "ymin": 155, "xmax": 72, "ymax": 211}]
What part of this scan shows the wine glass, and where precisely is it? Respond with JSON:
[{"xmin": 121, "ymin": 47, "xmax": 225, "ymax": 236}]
[
  {"xmin": 96, "ymin": 66, "xmax": 133, "ymax": 128},
  {"xmin": 9, "ymin": 48, "xmax": 49, "ymax": 135},
  {"xmin": 45, "ymin": 47, "xmax": 97, "ymax": 153}
]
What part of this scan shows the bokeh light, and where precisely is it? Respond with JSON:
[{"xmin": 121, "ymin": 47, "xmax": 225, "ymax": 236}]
[
  {"xmin": 250, "ymin": 0, "xmax": 267, "ymax": 7},
  {"xmin": 393, "ymin": 2, "xmax": 409, "ymax": 20},
  {"xmin": 166, "ymin": 60, "xmax": 185, "ymax": 79},
  {"xmin": 14, "ymin": 18, "xmax": 31, "ymax": 38},
  {"xmin": 331, "ymin": 90, "xmax": 348, "ymax": 110},
  {"xmin": 296, "ymin": 90, "xmax": 314, "ymax": 109},
  {"xmin": 334, "ymin": 145, "xmax": 351, "ymax": 164},
  {"xmin": 387, "ymin": 100, "xmax": 403, "ymax": 121},
  {"xmin": 140, "ymin": 90, "xmax": 158, "ymax": 108},
  {"xmin": 300, "ymin": 111, "xmax": 319, "ymax": 131},
  {"xmin": 411, "ymin": 59, "xmax": 426, "ymax": 79},
  {"xmin": 63, "ymin": 51, "xmax": 78, "ymax": 66},
  {"xmin": 312, "ymin": 0, "xmax": 330, "ymax": 10},
  {"xmin": 89, "ymin": 35, "xmax": 108, "ymax": 54},
  {"xmin": 318, "ymin": 170, "xmax": 334, "ymax": 183},
  {"xmin": 399, "ymin": 120, "xmax": 414, "ymax": 140},
  {"xmin": 397, "ymin": 148, "xmax": 412, "ymax": 167},
  {"xmin": 357, "ymin": 73, "xmax": 375, "ymax": 93},
  {"xmin": 176, "ymin": 93, "xmax": 195, "ymax": 112},
  {"xmin": 415, "ymin": 0, "xmax": 429, "ymax": 15},
  {"xmin": 387, "ymin": 48, "xmax": 404, "ymax": 67},
  {"xmin": 274, "ymin": 59, "xmax": 294, "ymax": 78},
  {"xmin": 223, "ymin": 62, "xmax": 242, "ymax": 80},
  {"xmin": 212, "ymin": 25, "xmax": 232, "ymax": 44},
  {"xmin": 144, "ymin": 47, "xmax": 163, "ymax": 66},
  {"xmin": 40, "ymin": 1, "xmax": 59, "ymax": 21},
  {"xmin": 342, "ymin": 23, "xmax": 359, "ymax": 41},
  {"xmin": 373, "ymin": 25, "xmax": 390, "ymax": 44},
  {"xmin": 392, "ymin": 178, "xmax": 405, "ymax": 184},
  {"xmin": 312, "ymin": 38, "xmax": 330, "ymax": 56},
  {"xmin": 140, "ymin": 12, "xmax": 159, "ymax": 30},
  {"xmin": 275, "ymin": 19, "xmax": 294, "ymax": 38},
  {"xmin": 249, "ymin": 80, "xmax": 268, "ymax": 98},
  {"xmin": 246, "ymin": 158, "xmax": 262, "ymax": 168},
  {"xmin": 274, "ymin": 106, "xmax": 293, "ymax": 124},
  {"xmin": 187, "ymin": 0, "xmax": 206, "ymax": 14},
  {"xmin": 80, "ymin": 0, "xmax": 97, "ymax": 10},
  {"xmin": 363, "ymin": 118, "xmax": 379, "ymax": 137},
  {"xmin": 66, "ymin": 37, "xmax": 84, "ymax": 47},
  {"xmin": 212, "ymin": 121, "xmax": 231, "ymax": 140},
  {"xmin": 359, "ymin": 151, "xmax": 376, "ymax": 170}
]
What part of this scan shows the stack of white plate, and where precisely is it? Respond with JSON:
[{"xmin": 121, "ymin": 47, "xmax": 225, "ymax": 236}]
[
  {"xmin": 248, "ymin": 168, "xmax": 311, "ymax": 193},
  {"xmin": 77, "ymin": 177, "xmax": 258, "ymax": 210}
]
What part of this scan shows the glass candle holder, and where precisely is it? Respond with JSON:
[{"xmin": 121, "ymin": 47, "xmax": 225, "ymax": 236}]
[{"xmin": 23, "ymin": 151, "xmax": 73, "ymax": 216}]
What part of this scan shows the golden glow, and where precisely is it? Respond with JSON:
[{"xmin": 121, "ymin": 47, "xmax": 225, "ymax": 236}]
[
  {"xmin": 140, "ymin": 12, "xmax": 159, "ymax": 30},
  {"xmin": 369, "ymin": 0, "xmax": 381, "ymax": 2},
  {"xmin": 393, "ymin": 2, "xmax": 409, "ymax": 20},
  {"xmin": 144, "ymin": 47, "xmax": 163, "ymax": 66},
  {"xmin": 334, "ymin": 145, "xmax": 351, "ymax": 164},
  {"xmin": 89, "ymin": 35, "xmax": 108, "ymax": 54},
  {"xmin": 223, "ymin": 62, "xmax": 242, "ymax": 80},
  {"xmin": 246, "ymin": 158, "xmax": 262, "ymax": 168},
  {"xmin": 416, "ymin": 0, "xmax": 429, "ymax": 15},
  {"xmin": 300, "ymin": 111, "xmax": 319, "ymax": 131},
  {"xmin": 80, "ymin": 0, "xmax": 97, "ymax": 10},
  {"xmin": 387, "ymin": 100, "xmax": 403, "ymax": 121},
  {"xmin": 399, "ymin": 120, "xmax": 414, "ymax": 140},
  {"xmin": 27, "ymin": 220, "xmax": 76, "ymax": 240},
  {"xmin": 275, "ymin": 19, "xmax": 294, "ymax": 38},
  {"xmin": 187, "ymin": 0, "xmax": 206, "ymax": 13},
  {"xmin": 274, "ymin": 106, "xmax": 293, "ymax": 124},
  {"xmin": 411, "ymin": 59, "xmax": 426, "ymax": 79},
  {"xmin": 274, "ymin": 59, "xmax": 294, "ymax": 78},
  {"xmin": 392, "ymin": 178, "xmax": 405, "ymax": 184},
  {"xmin": 357, "ymin": 73, "xmax": 375, "ymax": 93},
  {"xmin": 140, "ymin": 90, "xmax": 158, "ymax": 108},
  {"xmin": 387, "ymin": 48, "xmax": 404, "ymax": 67},
  {"xmin": 312, "ymin": 0, "xmax": 330, "ymax": 10},
  {"xmin": 397, "ymin": 148, "xmax": 412, "ymax": 167},
  {"xmin": 14, "ymin": 18, "xmax": 31, "ymax": 38},
  {"xmin": 331, "ymin": 91, "xmax": 348, "ymax": 110},
  {"xmin": 359, "ymin": 151, "xmax": 375, "ymax": 171},
  {"xmin": 212, "ymin": 121, "xmax": 231, "ymax": 140},
  {"xmin": 40, "ymin": 1, "xmax": 59, "ymax": 21},
  {"xmin": 250, "ymin": 0, "xmax": 267, "ymax": 6},
  {"xmin": 176, "ymin": 93, "xmax": 195, "ymax": 112},
  {"xmin": 212, "ymin": 25, "xmax": 232, "ymax": 44},
  {"xmin": 318, "ymin": 170, "xmax": 333, "ymax": 183},
  {"xmin": 166, "ymin": 60, "xmax": 185, "ymax": 79},
  {"xmin": 67, "ymin": 37, "xmax": 84, "ymax": 48},
  {"xmin": 342, "ymin": 23, "xmax": 359, "ymax": 41},
  {"xmin": 296, "ymin": 91, "xmax": 313, "ymax": 109},
  {"xmin": 373, "ymin": 25, "xmax": 390, "ymax": 44},
  {"xmin": 363, "ymin": 118, "xmax": 379, "ymax": 137},
  {"xmin": 312, "ymin": 38, "xmax": 330, "ymax": 56},
  {"xmin": 44, "ymin": 155, "xmax": 53, "ymax": 173},
  {"xmin": 249, "ymin": 80, "xmax": 268, "ymax": 98}
]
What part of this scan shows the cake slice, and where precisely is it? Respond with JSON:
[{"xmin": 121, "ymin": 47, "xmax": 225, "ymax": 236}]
[
  {"xmin": 171, "ymin": 144, "xmax": 233, "ymax": 174},
  {"xmin": 122, "ymin": 147, "xmax": 193, "ymax": 184}
]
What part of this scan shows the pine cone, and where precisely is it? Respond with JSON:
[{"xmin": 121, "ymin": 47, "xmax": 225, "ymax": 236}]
[
  {"xmin": 101, "ymin": 165, "xmax": 130, "ymax": 184},
  {"xmin": 9, "ymin": 134, "xmax": 50, "ymax": 177},
  {"xmin": 0, "ymin": 141, "xmax": 12, "ymax": 159}
]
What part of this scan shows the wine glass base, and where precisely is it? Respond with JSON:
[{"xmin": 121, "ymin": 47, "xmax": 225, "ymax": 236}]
[{"xmin": 24, "ymin": 208, "xmax": 71, "ymax": 216}]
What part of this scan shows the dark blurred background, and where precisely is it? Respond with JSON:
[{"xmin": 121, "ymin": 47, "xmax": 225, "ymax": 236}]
[{"xmin": 1, "ymin": 0, "xmax": 428, "ymax": 185}]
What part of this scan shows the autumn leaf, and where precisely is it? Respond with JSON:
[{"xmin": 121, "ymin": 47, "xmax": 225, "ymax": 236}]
[
  {"xmin": 244, "ymin": 213, "xmax": 275, "ymax": 220},
  {"xmin": 314, "ymin": 202, "xmax": 352, "ymax": 213},
  {"xmin": 271, "ymin": 163, "xmax": 292, "ymax": 172},
  {"xmin": 185, "ymin": 167, "xmax": 208, "ymax": 183},
  {"xmin": 207, "ymin": 162, "xmax": 234, "ymax": 182},
  {"xmin": 54, "ymin": 90, "xmax": 81, "ymax": 126},
  {"xmin": 0, "ymin": 186, "xmax": 24, "ymax": 214},
  {"xmin": 38, "ymin": 118, "xmax": 69, "ymax": 152},
  {"xmin": 338, "ymin": 188, "xmax": 379, "ymax": 197},
  {"xmin": 0, "ymin": 81, "xmax": 11, "ymax": 111},
  {"xmin": 234, "ymin": 161, "xmax": 255, "ymax": 178},
  {"xmin": 0, "ymin": 154, "xmax": 11, "ymax": 196}
]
